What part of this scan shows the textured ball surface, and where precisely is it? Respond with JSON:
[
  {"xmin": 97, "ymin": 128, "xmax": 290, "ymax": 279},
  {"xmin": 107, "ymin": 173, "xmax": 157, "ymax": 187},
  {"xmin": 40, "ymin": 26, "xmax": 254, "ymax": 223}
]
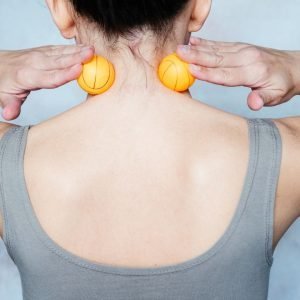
[
  {"xmin": 77, "ymin": 55, "xmax": 115, "ymax": 95},
  {"xmin": 158, "ymin": 53, "xmax": 196, "ymax": 92}
]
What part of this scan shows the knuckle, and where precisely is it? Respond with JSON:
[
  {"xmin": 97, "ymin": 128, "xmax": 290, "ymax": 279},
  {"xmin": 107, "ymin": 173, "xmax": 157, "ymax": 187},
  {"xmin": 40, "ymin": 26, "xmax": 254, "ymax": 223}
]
[
  {"xmin": 16, "ymin": 68, "xmax": 27, "ymax": 85},
  {"xmin": 244, "ymin": 46, "xmax": 263, "ymax": 61},
  {"xmin": 17, "ymin": 68, "xmax": 38, "ymax": 88},
  {"xmin": 256, "ymin": 62, "xmax": 270, "ymax": 77},
  {"xmin": 53, "ymin": 56, "xmax": 65, "ymax": 68},
  {"xmin": 217, "ymin": 69, "xmax": 232, "ymax": 85},
  {"xmin": 214, "ymin": 53, "xmax": 225, "ymax": 67}
]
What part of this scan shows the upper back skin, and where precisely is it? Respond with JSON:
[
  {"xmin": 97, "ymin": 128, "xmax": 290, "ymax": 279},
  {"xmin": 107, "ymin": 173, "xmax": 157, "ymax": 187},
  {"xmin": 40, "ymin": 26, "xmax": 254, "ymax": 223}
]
[{"xmin": 0, "ymin": 94, "xmax": 300, "ymax": 269}]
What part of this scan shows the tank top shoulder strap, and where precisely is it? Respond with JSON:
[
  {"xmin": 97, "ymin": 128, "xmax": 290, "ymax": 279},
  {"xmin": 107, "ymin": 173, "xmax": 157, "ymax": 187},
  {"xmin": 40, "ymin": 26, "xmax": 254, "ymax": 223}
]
[
  {"xmin": 0, "ymin": 125, "xmax": 31, "ymax": 250},
  {"xmin": 243, "ymin": 117, "xmax": 282, "ymax": 266}
]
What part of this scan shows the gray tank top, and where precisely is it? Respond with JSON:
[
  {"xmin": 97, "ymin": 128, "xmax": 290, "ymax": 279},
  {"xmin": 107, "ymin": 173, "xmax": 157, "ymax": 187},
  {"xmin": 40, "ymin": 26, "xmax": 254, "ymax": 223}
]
[{"xmin": 0, "ymin": 118, "xmax": 282, "ymax": 300}]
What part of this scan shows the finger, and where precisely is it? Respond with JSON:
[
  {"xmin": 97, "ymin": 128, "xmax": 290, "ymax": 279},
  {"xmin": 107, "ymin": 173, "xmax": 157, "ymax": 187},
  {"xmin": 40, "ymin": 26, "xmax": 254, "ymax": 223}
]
[
  {"xmin": 40, "ymin": 44, "xmax": 87, "ymax": 56},
  {"xmin": 36, "ymin": 64, "xmax": 83, "ymax": 89},
  {"xmin": 188, "ymin": 65, "xmax": 249, "ymax": 87},
  {"xmin": 177, "ymin": 47, "xmax": 245, "ymax": 68},
  {"xmin": 190, "ymin": 37, "xmax": 233, "ymax": 46},
  {"xmin": 40, "ymin": 47, "xmax": 94, "ymax": 70},
  {"xmin": 186, "ymin": 44, "xmax": 241, "ymax": 54},
  {"xmin": 49, "ymin": 45, "xmax": 94, "ymax": 57},
  {"xmin": 1, "ymin": 99, "xmax": 22, "ymax": 121},
  {"xmin": 190, "ymin": 36, "xmax": 247, "ymax": 50}
]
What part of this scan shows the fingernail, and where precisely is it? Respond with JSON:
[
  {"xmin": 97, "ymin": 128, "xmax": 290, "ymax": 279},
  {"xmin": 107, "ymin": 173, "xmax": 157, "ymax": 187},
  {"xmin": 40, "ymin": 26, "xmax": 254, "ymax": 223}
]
[
  {"xmin": 178, "ymin": 45, "xmax": 191, "ymax": 54},
  {"xmin": 189, "ymin": 64, "xmax": 201, "ymax": 73}
]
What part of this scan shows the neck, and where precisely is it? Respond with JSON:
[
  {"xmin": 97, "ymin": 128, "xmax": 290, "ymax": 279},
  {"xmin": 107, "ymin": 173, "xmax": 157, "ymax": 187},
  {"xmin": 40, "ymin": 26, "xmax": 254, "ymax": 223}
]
[{"xmin": 77, "ymin": 27, "xmax": 192, "ymax": 107}]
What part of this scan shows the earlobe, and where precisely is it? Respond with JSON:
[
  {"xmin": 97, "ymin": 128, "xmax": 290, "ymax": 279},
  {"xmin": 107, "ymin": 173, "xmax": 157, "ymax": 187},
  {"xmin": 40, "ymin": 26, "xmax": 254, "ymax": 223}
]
[
  {"xmin": 46, "ymin": 0, "xmax": 76, "ymax": 39},
  {"xmin": 188, "ymin": 20, "xmax": 203, "ymax": 33},
  {"xmin": 188, "ymin": 0, "xmax": 212, "ymax": 32},
  {"xmin": 61, "ymin": 24, "xmax": 77, "ymax": 40}
]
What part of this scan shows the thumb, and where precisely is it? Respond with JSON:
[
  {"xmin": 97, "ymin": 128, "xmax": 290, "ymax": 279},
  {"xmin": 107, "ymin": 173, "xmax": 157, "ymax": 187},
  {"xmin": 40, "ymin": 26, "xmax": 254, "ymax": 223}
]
[
  {"xmin": 247, "ymin": 91, "xmax": 265, "ymax": 111},
  {"xmin": 247, "ymin": 90, "xmax": 278, "ymax": 111},
  {"xmin": 1, "ymin": 99, "xmax": 23, "ymax": 121}
]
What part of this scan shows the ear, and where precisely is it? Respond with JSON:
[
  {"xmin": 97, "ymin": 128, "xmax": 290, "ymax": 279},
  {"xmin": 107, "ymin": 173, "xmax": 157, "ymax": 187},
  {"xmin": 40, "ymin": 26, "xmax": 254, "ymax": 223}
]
[
  {"xmin": 46, "ymin": 0, "xmax": 76, "ymax": 39},
  {"xmin": 188, "ymin": 0, "xmax": 212, "ymax": 32}
]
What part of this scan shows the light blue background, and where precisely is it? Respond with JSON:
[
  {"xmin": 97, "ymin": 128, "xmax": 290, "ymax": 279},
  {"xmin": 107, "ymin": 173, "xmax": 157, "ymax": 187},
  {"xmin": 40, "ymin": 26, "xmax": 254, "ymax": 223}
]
[{"xmin": 1, "ymin": 0, "xmax": 300, "ymax": 299}]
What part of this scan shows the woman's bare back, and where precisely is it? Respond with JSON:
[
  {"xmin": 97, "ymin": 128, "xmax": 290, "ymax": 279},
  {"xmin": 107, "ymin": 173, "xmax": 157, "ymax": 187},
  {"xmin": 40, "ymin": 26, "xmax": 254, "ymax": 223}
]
[{"xmin": 1, "ymin": 94, "xmax": 300, "ymax": 268}]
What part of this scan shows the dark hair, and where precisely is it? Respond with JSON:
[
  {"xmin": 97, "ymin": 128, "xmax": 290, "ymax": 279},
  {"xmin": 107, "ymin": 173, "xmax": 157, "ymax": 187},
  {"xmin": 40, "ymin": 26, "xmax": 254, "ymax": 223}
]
[{"xmin": 70, "ymin": 0, "xmax": 189, "ymax": 41}]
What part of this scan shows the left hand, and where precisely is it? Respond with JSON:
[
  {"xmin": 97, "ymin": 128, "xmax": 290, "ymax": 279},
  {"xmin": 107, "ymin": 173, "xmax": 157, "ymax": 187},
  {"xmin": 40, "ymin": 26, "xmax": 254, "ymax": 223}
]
[
  {"xmin": 177, "ymin": 37, "xmax": 300, "ymax": 111},
  {"xmin": 0, "ymin": 44, "xmax": 94, "ymax": 121}
]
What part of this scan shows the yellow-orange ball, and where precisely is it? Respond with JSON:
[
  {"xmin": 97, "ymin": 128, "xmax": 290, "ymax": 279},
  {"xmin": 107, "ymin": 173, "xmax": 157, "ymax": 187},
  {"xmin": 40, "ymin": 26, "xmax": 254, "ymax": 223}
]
[
  {"xmin": 158, "ymin": 53, "xmax": 196, "ymax": 92},
  {"xmin": 77, "ymin": 55, "xmax": 115, "ymax": 95}
]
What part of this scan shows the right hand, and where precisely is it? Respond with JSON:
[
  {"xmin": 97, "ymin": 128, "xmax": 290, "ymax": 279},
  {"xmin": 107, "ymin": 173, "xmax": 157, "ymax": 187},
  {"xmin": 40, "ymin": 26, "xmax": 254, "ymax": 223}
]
[
  {"xmin": 0, "ymin": 44, "xmax": 94, "ymax": 121},
  {"xmin": 177, "ymin": 37, "xmax": 300, "ymax": 111}
]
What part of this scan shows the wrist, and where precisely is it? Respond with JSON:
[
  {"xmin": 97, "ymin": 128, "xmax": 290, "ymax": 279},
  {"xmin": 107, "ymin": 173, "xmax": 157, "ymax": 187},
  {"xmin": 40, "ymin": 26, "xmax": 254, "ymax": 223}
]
[
  {"xmin": 287, "ymin": 50, "xmax": 300, "ymax": 96},
  {"xmin": 0, "ymin": 50, "xmax": 10, "ymax": 76}
]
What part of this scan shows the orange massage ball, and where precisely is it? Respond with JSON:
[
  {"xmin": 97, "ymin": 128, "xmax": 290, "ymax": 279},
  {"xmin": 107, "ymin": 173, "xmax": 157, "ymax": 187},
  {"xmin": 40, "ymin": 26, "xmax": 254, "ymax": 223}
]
[
  {"xmin": 77, "ymin": 55, "xmax": 115, "ymax": 95},
  {"xmin": 158, "ymin": 53, "xmax": 196, "ymax": 92}
]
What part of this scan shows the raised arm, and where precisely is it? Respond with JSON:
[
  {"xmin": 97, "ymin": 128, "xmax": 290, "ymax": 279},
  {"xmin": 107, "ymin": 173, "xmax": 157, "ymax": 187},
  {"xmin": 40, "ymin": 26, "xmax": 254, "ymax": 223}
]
[
  {"xmin": 177, "ymin": 37, "xmax": 300, "ymax": 111},
  {"xmin": 0, "ymin": 45, "xmax": 94, "ymax": 121}
]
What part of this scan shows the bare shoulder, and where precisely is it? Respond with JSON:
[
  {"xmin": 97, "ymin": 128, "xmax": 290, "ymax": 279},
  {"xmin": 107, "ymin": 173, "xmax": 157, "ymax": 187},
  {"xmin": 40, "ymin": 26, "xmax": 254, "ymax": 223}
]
[
  {"xmin": 186, "ymin": 101, "xmax": 250, "ymax": 161},
  {"xmin": 0, "ymin": 122, "xmax": 20, "ymax": 140},
  {"xmin": 212, "ymin": 114, "xmax": 300, "ymax": 246},
  {"xmin": 192, "ymin": 109, "xmax": 300, "ymax": 247}
]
